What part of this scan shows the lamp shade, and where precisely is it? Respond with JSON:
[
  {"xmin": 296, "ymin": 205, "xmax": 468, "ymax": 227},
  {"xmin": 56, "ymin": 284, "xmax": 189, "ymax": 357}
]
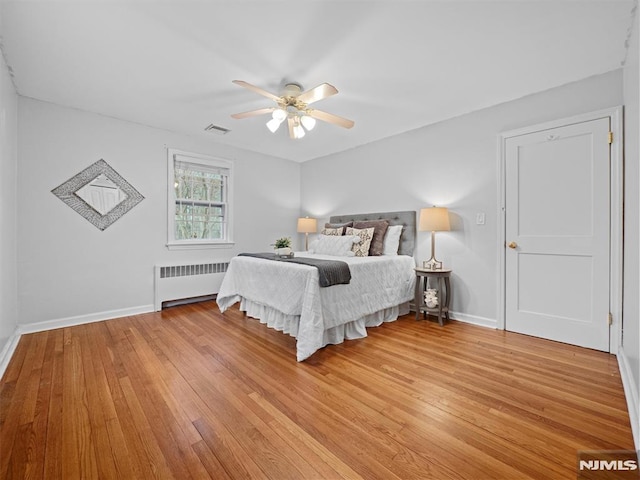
[
  {"xmin": 297, "ymin": 217, "xmax": 317, "ymax": 233},
  {"xmin": 419, "ymin": 207, "xmax": 450, "ymax": 232},
  {"xmin": 300, "ymin": 115, "xmax": 316, "ymax": 131},
  {"xmin": 293, "ymin": 124, "xmax": 305, "ymax": 139},
  {"xmin": 272, "ymin": 108, "xmax": 287, "ymax": 121},
  {"xmin": 266, "ymin": 118, "xmax": 282, "ymax": 133}
]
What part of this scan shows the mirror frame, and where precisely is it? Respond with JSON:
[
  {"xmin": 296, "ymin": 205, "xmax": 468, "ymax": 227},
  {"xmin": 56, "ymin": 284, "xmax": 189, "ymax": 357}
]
[{"xmin": 52, "ymin": 159, "xmax": 144, "ymax": 231}]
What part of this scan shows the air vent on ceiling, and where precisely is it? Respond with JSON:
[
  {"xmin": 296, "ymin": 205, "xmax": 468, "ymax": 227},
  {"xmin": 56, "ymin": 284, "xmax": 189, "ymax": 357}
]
[{"xmin": 204, "ymin": 124, "xmax": 231, "ymax": 135}]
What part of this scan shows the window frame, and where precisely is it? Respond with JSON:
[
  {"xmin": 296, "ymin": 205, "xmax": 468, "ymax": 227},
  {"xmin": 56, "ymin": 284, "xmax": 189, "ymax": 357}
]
[{"xmin": 166, "ymin": 148, "xmax": 234, "ymax": 250}]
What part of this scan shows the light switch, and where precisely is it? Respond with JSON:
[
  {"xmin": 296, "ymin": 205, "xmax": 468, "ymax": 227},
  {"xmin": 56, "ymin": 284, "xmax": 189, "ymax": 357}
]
[{"xmin": 476, "ymin": 212, "xmax": 486, "ymax": 225}]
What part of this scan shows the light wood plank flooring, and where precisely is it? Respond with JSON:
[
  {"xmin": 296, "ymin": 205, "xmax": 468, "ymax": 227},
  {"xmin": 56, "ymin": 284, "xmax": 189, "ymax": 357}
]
[{"xmin": 0, "ymin": 301, "xmax": 634, "ymax": 479}]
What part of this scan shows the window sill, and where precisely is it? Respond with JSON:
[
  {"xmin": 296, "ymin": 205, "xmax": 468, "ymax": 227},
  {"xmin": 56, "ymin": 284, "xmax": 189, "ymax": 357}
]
[{"xmin": 166, "ymin": 241, "xmax": 235, "ymax": 251}]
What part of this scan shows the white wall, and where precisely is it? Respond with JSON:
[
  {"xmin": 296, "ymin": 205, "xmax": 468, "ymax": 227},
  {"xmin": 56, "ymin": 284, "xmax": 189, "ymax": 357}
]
[
  {"xmin": 623, "ymin": 3, "xmax": 640, "ymax": 448},
  {"xmin": 0, "ymin": 51, "xmax": 18, "ymax": 356},
  {"xmin": 301, "ymin": 70, "xmax": 623, "ymax": 326},
  {"xmin": 17, "ymin": 98, "xmax": 300, "ymax": 327}
]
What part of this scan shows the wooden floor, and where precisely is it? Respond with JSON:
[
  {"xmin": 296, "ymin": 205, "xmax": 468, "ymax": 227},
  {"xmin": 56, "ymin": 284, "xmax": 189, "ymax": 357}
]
[{"xmin": 0, "ymin": 301, "xmax": 634, "ymax": 479}]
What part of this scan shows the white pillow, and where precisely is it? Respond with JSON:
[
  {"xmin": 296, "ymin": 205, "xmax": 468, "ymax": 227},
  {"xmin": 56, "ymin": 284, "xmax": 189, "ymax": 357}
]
[
  {"xmin": 308, "ymin": 235, "xmax": 360, "ymax": 257},
  {"xmin": 383, "ymin": 225, "xmax": 403, "ymax": 255}
]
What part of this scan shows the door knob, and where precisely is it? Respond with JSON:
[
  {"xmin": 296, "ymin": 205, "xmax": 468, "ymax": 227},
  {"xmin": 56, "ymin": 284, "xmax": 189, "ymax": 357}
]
[{"xmin": 508, "ymin": 241, "xmax": 518, "ymax": 249}]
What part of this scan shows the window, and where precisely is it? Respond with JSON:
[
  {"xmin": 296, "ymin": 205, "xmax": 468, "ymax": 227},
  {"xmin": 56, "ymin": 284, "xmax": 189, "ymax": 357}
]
[{"xmin": 167, "ymin": 149, "xmax": 233, "ymax": 249}]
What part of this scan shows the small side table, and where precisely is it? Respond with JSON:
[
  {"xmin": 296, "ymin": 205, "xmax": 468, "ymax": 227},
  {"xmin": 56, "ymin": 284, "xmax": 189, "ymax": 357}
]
[{"xmin": 414, "ymin": 268, "xmax": 452, "ymax": 326}]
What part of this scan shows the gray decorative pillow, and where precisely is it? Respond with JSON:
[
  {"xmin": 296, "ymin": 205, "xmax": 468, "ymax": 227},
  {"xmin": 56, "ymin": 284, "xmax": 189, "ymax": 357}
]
[
  {"xmin": 353, "ymin": 220, "xmax": 389, "ymax": 256},
  {"xmin": 346, "ymin": 227, "xmax": 374, "ymax": 257},
  {"xmin": 325, "ymin": 221, "xmax": 353, "ymax": 233},
  {"xmin": 321, "ymin": 227, "xmax": 343, "ymax": 236}
]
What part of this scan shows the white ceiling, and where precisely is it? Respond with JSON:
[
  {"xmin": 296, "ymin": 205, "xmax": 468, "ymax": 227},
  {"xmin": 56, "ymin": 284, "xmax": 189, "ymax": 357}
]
[{"xmin": 0, "ymin": 1, "xmax": 635, "ymax": 162}]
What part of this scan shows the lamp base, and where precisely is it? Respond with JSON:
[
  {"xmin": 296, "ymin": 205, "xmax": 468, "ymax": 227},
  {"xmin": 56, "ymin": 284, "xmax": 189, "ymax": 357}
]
[{"xmin": 422, "ymin": 258, "xmax": 443, "ymax": 270}]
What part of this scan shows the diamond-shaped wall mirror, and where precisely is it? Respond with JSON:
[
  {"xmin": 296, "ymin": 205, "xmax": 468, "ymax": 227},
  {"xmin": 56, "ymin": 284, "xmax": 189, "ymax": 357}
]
[{"xmin": 52, "ymin": 159, "xmax": 144, "ymax": 231}]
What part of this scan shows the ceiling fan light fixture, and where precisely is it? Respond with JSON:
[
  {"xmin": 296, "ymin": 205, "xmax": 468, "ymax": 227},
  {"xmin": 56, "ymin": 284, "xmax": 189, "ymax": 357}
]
[
  {"xmin": 231, "ymin": 80, "xmax": 354, "ymax": 139},
  {"xmin": 266, "ymin": 117, "xmax": 283, "ymax": 133},
  {"xmin": 300, "ymin": 115, "xmax": 316, "ymax": 131}
]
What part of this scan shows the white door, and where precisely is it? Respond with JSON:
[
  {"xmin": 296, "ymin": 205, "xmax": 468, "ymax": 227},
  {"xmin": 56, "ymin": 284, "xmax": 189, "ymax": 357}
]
[{"xmin": 505, "ymin": 117, "xmax": 610, "ymax": 351}]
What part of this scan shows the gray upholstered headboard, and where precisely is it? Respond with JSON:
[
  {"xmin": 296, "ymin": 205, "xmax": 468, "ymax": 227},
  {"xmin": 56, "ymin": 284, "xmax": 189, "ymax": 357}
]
[{"xmin": 328, "ymin": 210, "xmax": 417, "ymax": 257}]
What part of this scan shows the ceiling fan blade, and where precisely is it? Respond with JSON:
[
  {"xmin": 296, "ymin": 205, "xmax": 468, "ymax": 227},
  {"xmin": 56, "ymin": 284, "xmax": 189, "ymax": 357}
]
[
  {"xmin": 297, "ymin": 83, "xmax": 339, "ymax": 105},
  {"xmin": 232, "ymin": 80, "xmax": 281, "ymax": 102},
  {"xmin": 231, "ymin": 107, "xmax": 275, "ymax": 119},
  {"xmin": 308, "ymin": 109, "xmax": 355, "ymax": 129},
  {"xmin": 288, "ymin": 117, "xmax": 296, "ymax": 139}
]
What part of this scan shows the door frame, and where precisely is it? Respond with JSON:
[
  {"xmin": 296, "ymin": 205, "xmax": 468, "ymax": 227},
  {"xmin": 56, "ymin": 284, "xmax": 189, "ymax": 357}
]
[{"xmin": 497, "ymin": 106, "xmax": 624, "ymax": 354}]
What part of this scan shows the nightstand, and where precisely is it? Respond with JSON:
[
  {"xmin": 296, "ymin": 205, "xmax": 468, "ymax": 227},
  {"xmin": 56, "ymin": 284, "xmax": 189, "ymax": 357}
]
[{"xmin": 414, "ymin": 268, "xmax": 452, "ymax": 326}]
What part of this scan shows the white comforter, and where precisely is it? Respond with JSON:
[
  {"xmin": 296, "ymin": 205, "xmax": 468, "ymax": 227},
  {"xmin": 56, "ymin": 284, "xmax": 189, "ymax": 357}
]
[{"xmin": 216, "ymin": 253, "xmax": 416, "ymax": 361}]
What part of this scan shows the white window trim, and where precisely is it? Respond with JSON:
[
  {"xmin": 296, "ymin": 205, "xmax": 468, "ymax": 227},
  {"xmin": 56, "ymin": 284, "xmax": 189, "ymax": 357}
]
[{"xmin": 166, "ymin": 148, "xmax": 234, "ymax": 250}]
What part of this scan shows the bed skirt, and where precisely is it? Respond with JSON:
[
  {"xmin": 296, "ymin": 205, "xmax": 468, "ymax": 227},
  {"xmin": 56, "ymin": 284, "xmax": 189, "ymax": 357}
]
[{"xmin": 238, "ymin": 297, "xmax": 410, "ymax": 359}]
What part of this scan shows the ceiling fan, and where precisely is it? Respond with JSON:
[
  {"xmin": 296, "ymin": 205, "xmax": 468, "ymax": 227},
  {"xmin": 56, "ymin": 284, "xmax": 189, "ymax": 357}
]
[{"xmin": 230, "ymin": 80, "xmax": 355, "ymax": 139}]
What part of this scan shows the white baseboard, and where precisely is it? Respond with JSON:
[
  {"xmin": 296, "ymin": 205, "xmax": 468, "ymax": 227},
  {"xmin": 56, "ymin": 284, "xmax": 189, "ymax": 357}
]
[
  {"xmin": 617, "ymin": 345, "xmax": 639, "ymax": 450},
  {"xmin": 0, "ymin": 329, "xmax": 22, "ymax": 380},
  {"xmin": 449, "ymin": 310, "xmax": 498, "ymax": 329},
  {"xmin": 16, "ymin": 304, "xmax": 155, "ymax": 335}
]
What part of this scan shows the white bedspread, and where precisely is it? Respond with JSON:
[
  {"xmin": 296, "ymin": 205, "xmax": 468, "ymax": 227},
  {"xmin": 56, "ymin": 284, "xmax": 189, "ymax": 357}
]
[{"xmin": 216, "ymin": 253, "xmax": 416, "ymax": 361}]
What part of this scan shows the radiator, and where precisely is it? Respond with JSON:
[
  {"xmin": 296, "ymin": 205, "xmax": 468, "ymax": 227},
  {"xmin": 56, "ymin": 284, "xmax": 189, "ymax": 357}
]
[{"xmin": 154, "ymin": 262, "xmax": 229, "ymax": 311}]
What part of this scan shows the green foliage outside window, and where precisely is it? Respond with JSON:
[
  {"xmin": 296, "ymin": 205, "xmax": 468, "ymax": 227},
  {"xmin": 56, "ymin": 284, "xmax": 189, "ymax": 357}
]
[{"xmin": 174, "ymin": 167, "xmax": 226, "ymax": 240}]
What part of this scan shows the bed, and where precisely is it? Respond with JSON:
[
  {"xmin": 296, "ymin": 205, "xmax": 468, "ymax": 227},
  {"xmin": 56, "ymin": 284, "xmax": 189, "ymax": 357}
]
[{"xmin": 216, "ymin": 211, "xmax": 417, "ymax": 361}]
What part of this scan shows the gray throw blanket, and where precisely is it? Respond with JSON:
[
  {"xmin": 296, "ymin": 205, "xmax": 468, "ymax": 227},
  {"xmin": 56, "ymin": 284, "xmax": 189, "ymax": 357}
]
[{"xmin": 238, "ymin": 253, "xmax": 351, "ymax": 287}]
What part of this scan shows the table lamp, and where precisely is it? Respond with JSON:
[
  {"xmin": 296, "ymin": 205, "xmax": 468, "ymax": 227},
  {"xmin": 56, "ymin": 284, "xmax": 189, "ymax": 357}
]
[
  {"xmin": 419, "ymin": 206, "xmax": 450, "ymax": 270},
  {"xmin": 297, "ymin": 217, "xmax": 317, "ymax": 251}
]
